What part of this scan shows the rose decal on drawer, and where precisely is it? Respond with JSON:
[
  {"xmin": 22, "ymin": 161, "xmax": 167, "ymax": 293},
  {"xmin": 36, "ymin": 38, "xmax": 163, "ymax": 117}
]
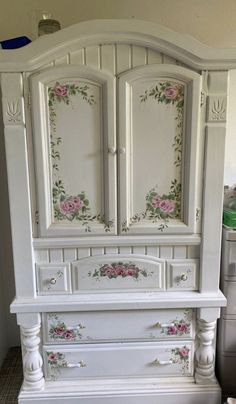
[
  {"xmin": 170, "ymin": 346, "xmax": 190, "ymax": 374},
  {"xmin": 48, "ymin": 314, "xmax": 87, "ymax": 342},
  {"xmin": 47, "ymin": 351, "xmax": 68, "ymax": 379},
  {"xmin": 88, "ymin": 262, "xmax": 152, "ymax": 280}
]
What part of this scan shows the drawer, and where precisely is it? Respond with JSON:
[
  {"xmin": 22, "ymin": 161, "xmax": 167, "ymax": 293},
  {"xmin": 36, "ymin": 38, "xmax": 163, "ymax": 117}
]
[
  {"xmin": 36, "ymin": 264, "xmax": 71, "ymax": 295},
  {"xmin": 166, "ymin": 260, "xmax": 198, "ymax": 291},
  {"xmin": 44, "ymin": 341, "xmax": 194, "ymax": 380},
  {"xmin": 72, "ymin": 255, "xmax": 165, "ymax": 293},
  {"xmin": 223, "ymin": 281, "xmax": 236, "ymax": 315},
  {"xmin": 219, "ymin": 318, "xmax": 236, "ymax": 353},
  {"xmin": 43, "ymin": 309, "xmax": 194, "ymax": 344}
]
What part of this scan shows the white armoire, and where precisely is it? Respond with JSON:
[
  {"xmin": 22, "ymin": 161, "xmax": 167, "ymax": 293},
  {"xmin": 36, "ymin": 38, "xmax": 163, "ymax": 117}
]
[{"xmin": 0, "ymin": 19, "xmax": 231, "ymax": 404}]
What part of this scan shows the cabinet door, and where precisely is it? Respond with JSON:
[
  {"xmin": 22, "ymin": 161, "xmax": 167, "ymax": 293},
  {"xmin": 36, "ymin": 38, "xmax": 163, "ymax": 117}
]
[
  {"xmin": 119, "ymin": 65, "xmax": 201, "ymax": 234},
  {"xmin": 31, "ymin": 66, "xmax": 116, "ymax": 236}
]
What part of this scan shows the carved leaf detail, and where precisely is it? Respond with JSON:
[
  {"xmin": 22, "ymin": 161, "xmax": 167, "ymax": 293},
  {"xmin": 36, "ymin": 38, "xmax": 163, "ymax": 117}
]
[
  {"xmin": 210, "ymin": 98, "xmax": 226, "ymax": 121},
  {"xmin": 6, "ymin": 100, "xmax": 21, "ymax": 122}
]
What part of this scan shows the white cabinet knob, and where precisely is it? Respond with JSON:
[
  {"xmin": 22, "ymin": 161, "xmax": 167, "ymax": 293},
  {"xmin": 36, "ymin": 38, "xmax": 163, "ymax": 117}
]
[
  {"xmin": 180, "ymin": 273, "xmax": 188, "ymax": 281},
  {"xmin": 154, "ymin": 322, "xmax": 174, "ymax": 328},
  {"xmin": 108, "ymin": 147, "xmax": 116, "ymax": 155},
  {"xmin": 119, "ymin": 147, "xmax": 126, "ymax": 154},
  {"xmin": 67, "ymin": 360, "xmax": 86, "ymax": 368},
  {"xmin": 49, "ymin": 277, "xmax": 57, "ymax": 285},
  {"xmin": 151, "ymin": 359, "xmax": 173, "ymax": 366}
]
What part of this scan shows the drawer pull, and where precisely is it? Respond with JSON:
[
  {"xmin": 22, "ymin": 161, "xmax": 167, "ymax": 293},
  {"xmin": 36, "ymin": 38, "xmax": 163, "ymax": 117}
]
[
  {"xmin": 67, "ymin": 360, "xmax": 86, "ymax": 368},
  {"xmin": 180, "ymin": 273, "xmax": 188, "ymax": 281},
  {"xmin": 151, "ymin": 359, "xmax": 173, "ymax": 366},
  {"xmin": 108, "ymin": 147, "xmax": 117, "ymax": 155},
  {"xmin": 154, "ymin": 322, "xmax": 175, "ymax": 328},
  {"xmin": 49, "ymin": 277, "xmax": 57, "ymax": 285},
  {"xmin": 67, "ymin": 323, "xmax": 86, "ymax": 331}
]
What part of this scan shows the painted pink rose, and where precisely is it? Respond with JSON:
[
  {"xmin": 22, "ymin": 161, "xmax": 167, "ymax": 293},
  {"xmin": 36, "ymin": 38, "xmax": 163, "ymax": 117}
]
[
  {"xmin": 53, "ymin": 84, "xmax": 68, "ymax": 97},
  {"xmin": 105, "ymin": 267, "xmax": 116, "ymax": 278},
  {"xmin": 177, "ymin": 323, "xmax": 187, "ymax": 333},
  {"xmin": 60, "ymin": 200, "xmax": 76, "ymax": 215},
  {"xmin": 167, "ymin": 326, "xmax": 177, "ymax": 335},
  {"xmin": 159, "ymin": 199, "xmax": 175, "ymax": 214},
  {"xmin": 127, "ymin": 268, "xmax": 137, "ymax": 276},
  {"xmin": 152, "ymin": 195, "xmax": 161, "ymax": 209},
  {"xmin": 64, "ymin": 330, "xmax": 73, "ymax": 340},
  {"xmin": 53, "ymin": 327, "xmax": 65, "ymax": 336},
  {"xmin": 48, "ymin": 353, "xmax": 58, "ymax": 362},
  {"xmin": 178, "ymin": 347, "xmax": 189, "ymax": 358},
  {"xmin": 114, "ymin": 265, "xmax": 126, "ymax": 276},
  {"xmin": 164, "ymin": 86, "xmax": 179, "ymax": 100},
  {"xmin": 70, "ymin": 196, "xmax": 83, "ymax": 210}
]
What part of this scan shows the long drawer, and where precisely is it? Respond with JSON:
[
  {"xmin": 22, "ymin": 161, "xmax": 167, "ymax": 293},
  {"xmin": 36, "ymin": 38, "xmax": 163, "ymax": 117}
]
[
  {"xmin": 43, "ymin": 309, "xmax": 194, "ymax": 344},
  {"xmin": 44, "ymin": 341, "xmax": 194, "ymax": 380}
]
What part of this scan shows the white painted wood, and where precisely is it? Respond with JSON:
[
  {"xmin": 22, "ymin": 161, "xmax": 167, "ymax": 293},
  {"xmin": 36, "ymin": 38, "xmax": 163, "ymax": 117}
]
[
  {"xmin": 1, "ymin": 73, "xmax": 36, "ymax": 298},
  {"xmin": 36, "ymin": 263, "xmax": 71, "ymax": 295},
  {"xmin": 63, "ymin": 249, "xmax": 77, "ymax": 262},
  {"xmin": 118, "ymin": 64, "xmax": 201, "ymax": 234},
  {"xmin": 147, "ymin": 49, "xmax": 163, "ymax": 64},
  {"xmin": 30, "ymin": 65, "xmax": 117, "ymax": 236},
  {"xmin": 146, "ymin": 246, "xmax": 160, "ymax": 258},
  {"xmin": 72, "ymin": 255, "xmax": 165, "ymax": 292},
  {"xmin": 174, "ymin": 246, "xmax": 187, "ymax": 259},
  {"xmin": 167, "ymin": 260, "xmax": 198, "ymax": 291},
  {"xmin": 34, "ymin": 249, "xmax": 49, "ymax": 264},
  {"xmin": 132, "ymin": 45, "xmax": 147, "ymax": 68},
  {"xmin": 85, "ymin": 46, "xmax": 100, "ymax": 69},
  {"xmin": 195, "ymin": 320, "xmax": 216, "ymax": 384},
  {"xmin": 43, "ymin": 309, "xmax": 194, "ymax": 344},
  {"xmin": 43, "ymin": 341, "xmax": 194, "ymax": 380},
  {"xmin": 54, "ymin": 55, "xmax": 69, "ymax": 66},
  {"xmin": 100, "ymin": 45, "xmax": 115, "ymax": 75},
  {"xmin": 69, "ymin": 49, "xmax": 84, "ymax": 65},
  {"xmin": 116, "ymin": 44, "xmax": 131, "ymax": 74},
  {"xmin": 49, "ymin": 249, "xmax": 63, "ymax": 263}
]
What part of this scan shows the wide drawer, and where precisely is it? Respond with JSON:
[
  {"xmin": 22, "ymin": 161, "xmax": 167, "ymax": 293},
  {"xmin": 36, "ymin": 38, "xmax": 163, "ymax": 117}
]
[
  {"xmin": 43, "ymin": 309, "xmax": 194, "ymax": 344},
  {"xmin": 44, "ymin": 341, "xmax": 194, "ymax": 380}
]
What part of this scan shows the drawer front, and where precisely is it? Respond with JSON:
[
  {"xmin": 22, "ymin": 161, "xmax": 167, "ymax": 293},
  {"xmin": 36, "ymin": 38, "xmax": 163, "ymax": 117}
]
[
  {"xmin": 166, "ymin": 260, "xmax": 198, "ymax": 291},
  {"xmin": 223, "ymin": 281, "xmax": 236, "ymax": 315},
  {"xmin": 72, "ymin": 255, "xmax": 165, "ymax": 293},
  {"xmin": 43, "ymin": 309, "xmax": 194, "ymax": 344},
  {"xmin": 220, "ymin": 318, "xmax": 236, "ymax": 353},
  {"xmin": 36, "ymin": 264, "xmax": 71, "ymax": 295},
  {"xmin": 44, "ymin": 341, "xmax": 194, "ymax": 380}
]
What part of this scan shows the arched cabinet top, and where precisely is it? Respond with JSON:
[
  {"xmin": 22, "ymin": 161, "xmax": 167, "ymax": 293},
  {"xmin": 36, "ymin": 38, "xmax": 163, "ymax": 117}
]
[{"xmin": 1, "ymin": 19, "xmax": 236, "ymax": 72}]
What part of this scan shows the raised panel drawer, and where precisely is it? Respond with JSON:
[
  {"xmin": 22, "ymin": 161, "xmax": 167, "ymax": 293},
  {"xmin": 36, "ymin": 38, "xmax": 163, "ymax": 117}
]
[
  {"xmin": 43, "ymin": 309, "xmax": 194, "ymax": 344},
  {"xmin": 44, "ymin": 341, "xmax": 194, "ymax": 380},
  {"xmin": 72, "ymin": 255, "xmax": 165, "ymax": 293},
  {"xmin": 36, "ymin": 263, "xmax": 71, "ymax": 295},
  {"xmin": 166, "ymin": 260, "xmax": 198, "ymax": 291}
]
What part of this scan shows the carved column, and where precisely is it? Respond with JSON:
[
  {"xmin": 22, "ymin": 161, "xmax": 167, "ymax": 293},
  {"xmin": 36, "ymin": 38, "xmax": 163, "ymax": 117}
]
[
  {"xmin": 18, "ymin": 313, "xmax": 45, "ymax": 391},
  {"xmin": 195, "ymin": 319, "xmax": 217, "ymax": 384}
]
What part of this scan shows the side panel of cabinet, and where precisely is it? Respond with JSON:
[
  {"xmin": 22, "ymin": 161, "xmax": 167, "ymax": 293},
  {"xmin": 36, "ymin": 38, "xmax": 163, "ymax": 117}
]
[
  {"xmin": 30, "ymin": 66, "xmax": 117, "ymax": 236},
  {"xmin": 118, "ymin": 65, "xmax": 201, "ymax": 235}
]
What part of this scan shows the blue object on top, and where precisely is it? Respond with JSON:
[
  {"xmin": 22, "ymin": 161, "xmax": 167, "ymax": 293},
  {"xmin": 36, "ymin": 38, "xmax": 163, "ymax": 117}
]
[{"xmin": 0, "ymin": 36, "xmax": 31, "ymax": 49}]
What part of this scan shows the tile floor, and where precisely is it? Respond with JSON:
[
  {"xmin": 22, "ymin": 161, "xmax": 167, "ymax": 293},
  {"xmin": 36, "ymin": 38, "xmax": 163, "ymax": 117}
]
[{"xmin": 0, "ymin": 347, "xmax": 23, "ymax": 403}]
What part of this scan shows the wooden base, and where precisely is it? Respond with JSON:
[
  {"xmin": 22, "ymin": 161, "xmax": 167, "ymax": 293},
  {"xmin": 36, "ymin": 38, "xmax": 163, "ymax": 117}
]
[{"xmin": 18, "ymin": 378, "xmax": 222, "ymax": 404}]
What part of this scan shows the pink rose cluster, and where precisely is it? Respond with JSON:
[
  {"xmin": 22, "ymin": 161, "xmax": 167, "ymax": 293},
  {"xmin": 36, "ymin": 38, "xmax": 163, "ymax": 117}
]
[
  {"xmin": 164, "ymin": 85, "xmax": 179, "ymax": 100},
  {"xmin": 167, "ymin": 321, "xmax": 188, "ymax": 336},
  {"xmin": 151, "ymin": 194, "xmax": 175, "ymax": 214},
  {"xmin": 53, "ymin": 84, "xmax": 68, "ymax": 98},
  {"xmin": 59, "ymin": 196, "xmax": 83, "ymax": 216},
  {"xmin": 47, "ymin": 352, "xmax": 58, "ymax": 363},
  {"xmin": 100, "ymin": 263, "xmax": 139, "ymax": 279},
  {"xmin": 178, "ymin": 346, "xmax": 189, "ymax": 358},
  {"xmin": 51, "ymin": 325, "xmax": 74, "ymax": 340}
]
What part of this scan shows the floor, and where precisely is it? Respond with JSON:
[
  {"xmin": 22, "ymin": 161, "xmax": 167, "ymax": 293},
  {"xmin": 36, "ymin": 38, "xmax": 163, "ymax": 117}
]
[{"xmin": 0, "ymin": 347, "xmax": 23, "ymax": 403}]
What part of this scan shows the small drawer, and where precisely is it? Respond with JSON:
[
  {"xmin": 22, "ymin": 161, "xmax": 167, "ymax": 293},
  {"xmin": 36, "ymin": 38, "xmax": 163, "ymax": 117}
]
[
  {"xmin": 223, "ymin": 281, "xmax": 236, "ymax": 315},
  {"xmin": 43, "ymin": 309, "xmax": 194, "ymax": 344},
  {"xmin": 166, "ymin": 260, "xmax": 198, "ymax": 291},
  {"xmin": 72, "ymin": 255, "xmax": 165, "ymax": 293},
  {"xmin": 220, "ymin": 318, "xmax": 236, "ymax": 353},
  {"xmin": 36, "ymin": 263, "xmax": 71, "ymax": 295},
  {"xmin": 43, "ymin": 341, "xmax": 194, "ymax": 381}
]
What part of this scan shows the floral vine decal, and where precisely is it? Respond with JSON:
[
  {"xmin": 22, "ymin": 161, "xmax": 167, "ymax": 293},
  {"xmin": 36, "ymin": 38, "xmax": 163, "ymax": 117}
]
[
  {"xmin": 122, "ymin": 81, "xmax": 184, "ymax": 232},
  {"xmin": 156, "ymin": 310, "xmax": 191, "ymax": 337},
  {"xmin": 88, "ymin": 262, "xmax": 152, "ymax": 280},
  {"xmin": 48, "ymin": 82, "xmax": 113, "ymax": 232},
  {"xmin": 48, "ymin": 314, "xmax": 86, "ymax": 342},
  {"xmin": 47, "ymin": 351, "xmax": 68, "ymax": 380},
  {"xmin": 170, "ymin": 346, "xmax": 190, "ymax": 374}
]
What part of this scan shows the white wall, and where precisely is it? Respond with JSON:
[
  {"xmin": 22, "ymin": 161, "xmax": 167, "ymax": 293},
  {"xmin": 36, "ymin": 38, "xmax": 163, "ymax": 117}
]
[{"xmin": 1, "ymin": 0, "xmax": 236, "ymax": 354}]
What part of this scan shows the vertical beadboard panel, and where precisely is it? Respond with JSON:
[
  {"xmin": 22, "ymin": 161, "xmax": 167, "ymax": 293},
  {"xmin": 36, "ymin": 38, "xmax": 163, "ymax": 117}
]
[
  {"xmin": 63, "ymin": 248, "xmax": 77, "ymax": 262},
  {"xmin": 49, "ymin": 249, "xmax": 63, "ymax": 263},
  {"xmin": 116, "ymin": 44, "xmax": 131, "ymax": 74},
  {"xmin": 146, "ymin": 246, "xmax": 160, "ymax": 258},
  {"xmin": 85, "ymin": 46, "xmax": 100, "ymax": 69},
  {"xmin": 132, "ymin": 246, "xmax": 146, "ymax": 255},
  {"xmin": 187, "ymin": 246, "xmax": 200, "ymax": 259},
  {"xmin": 160, "ymin": 246, "xmax": 173, "ymax": 259},
  {"xmin": 147, "ymin": 49, "xmax": 162, "ymax": 64},
  {"xmin": 77, "ymin": 248, "xmax": 90, "ymax": 259},
  {"xmin": 101, "ymin": 45, "xmax": 116, "ymax": 75},
  {"xmin": 54, "ymin": 55, "xmax": 70, "ymax": 65},
  {"xmin": 70, "ymin": 49, "xmax": 85, "ymax": 65},
  {"xmin": 119, "ymin": 246, "xmax": 132, "ymax": 254},
  {"xmin": 34, "ymin": 249, "xmax": 49, "ymax": 263},
  {"xmin": 91, "ymin": 247, "xmax": 104, "ymax": 256},
  {"xmin": 163, "ymin": 55, "xmax": 177, "ymax": 65},
  {"xmin": 132, "ymin": 46, "xmax": 146, "ymax": 67},
  {"xmin": 173, "ymin": 246, "xmax": 187, "ymax": 259},
  {"xmin": 105, "ymin": 247, "xmax": 119, "ymax": 255}
]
